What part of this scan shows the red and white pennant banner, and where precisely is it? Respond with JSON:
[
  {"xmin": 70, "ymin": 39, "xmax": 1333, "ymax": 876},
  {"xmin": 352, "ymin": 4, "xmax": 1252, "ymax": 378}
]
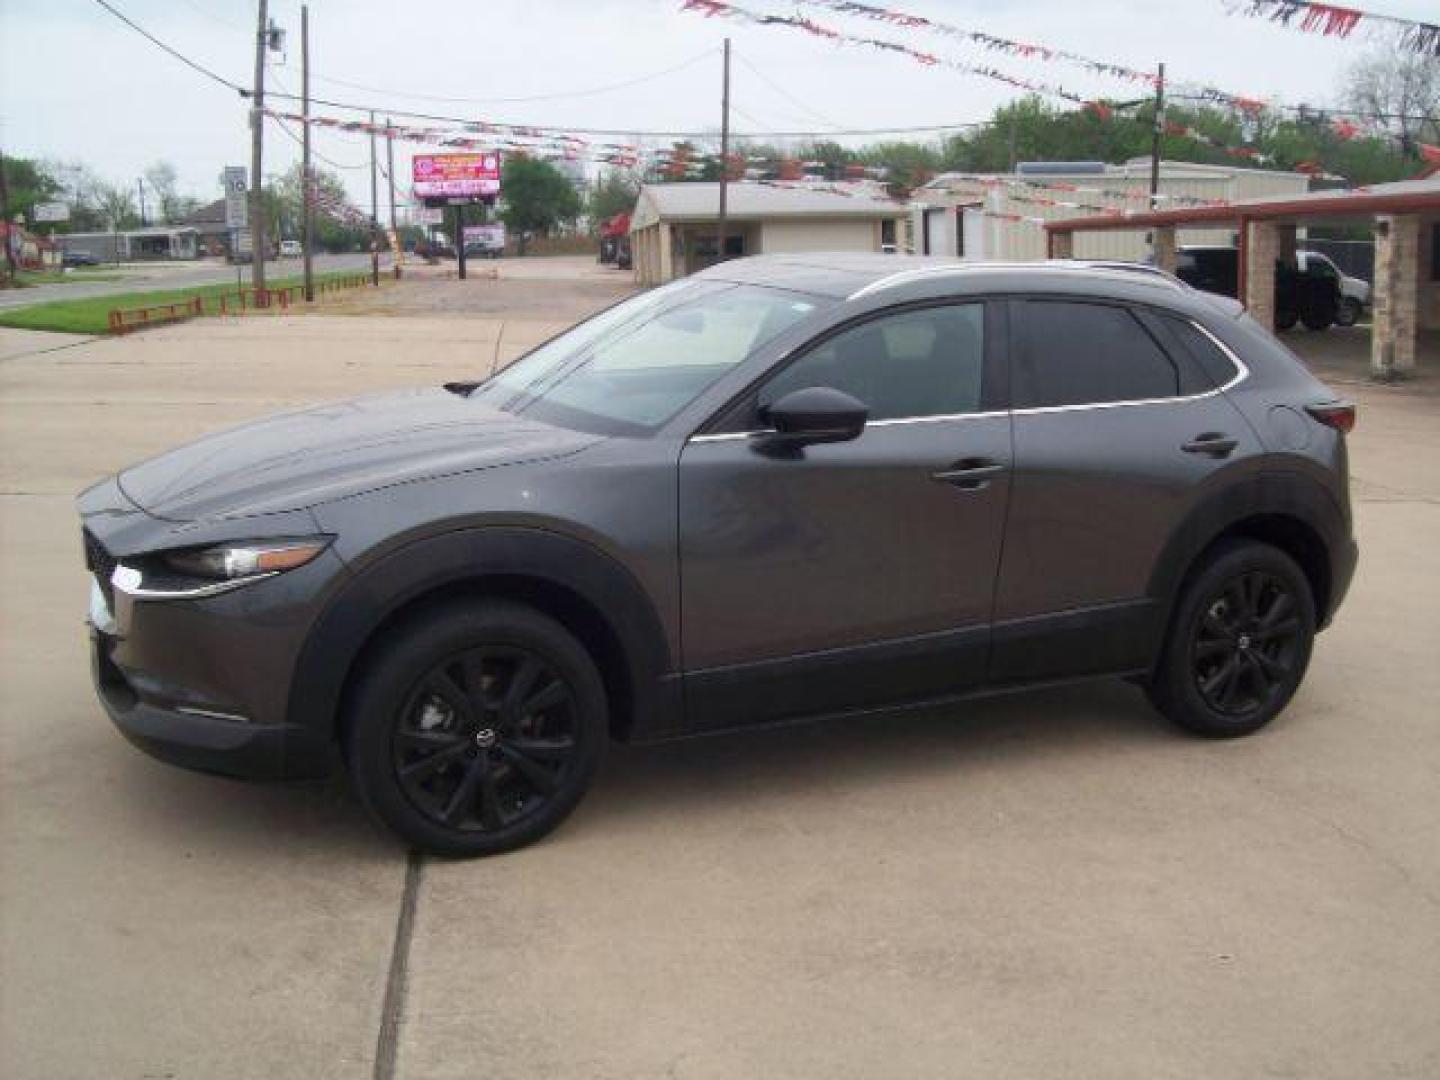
[{"xmin": 1224, "ymin": 1, "xmax": 1440, "ymax": 56}]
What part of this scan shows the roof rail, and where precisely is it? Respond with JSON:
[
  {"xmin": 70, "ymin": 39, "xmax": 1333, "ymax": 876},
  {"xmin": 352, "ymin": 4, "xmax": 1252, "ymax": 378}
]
[{"xmin": 847, "ymin": 259, "xmax": 1186, "ymax": 301}]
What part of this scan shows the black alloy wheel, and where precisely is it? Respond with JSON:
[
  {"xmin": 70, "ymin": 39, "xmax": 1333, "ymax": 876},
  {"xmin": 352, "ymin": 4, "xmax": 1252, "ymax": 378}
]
[
  {"xmin": 393, "ymin": 647, "xmax": 579, "ymax": 833},
  {"xmin": 347, "ymin": 600, "xmax": 606, "ymax": 857},
  {"xmin": 1147, "ymin": 540, "xmax": 1315, "ymax": 738},
  {"xmin": 1191, "ymin": 571, "xmax": 1303, "ymax": 716}
]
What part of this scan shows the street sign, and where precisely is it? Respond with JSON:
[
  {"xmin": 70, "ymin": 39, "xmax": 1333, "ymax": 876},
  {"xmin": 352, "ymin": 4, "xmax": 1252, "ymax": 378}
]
[
  {"xmin": 34, "ymin": 202, "xmax": 70, "ymax": 223},
  {"xmin": 223, "ymin": 166, "xmax": 249, "ymax": 229},
  {"xmin": 232, "ymin": 227, "xmax": 253, "ymax": 257}
]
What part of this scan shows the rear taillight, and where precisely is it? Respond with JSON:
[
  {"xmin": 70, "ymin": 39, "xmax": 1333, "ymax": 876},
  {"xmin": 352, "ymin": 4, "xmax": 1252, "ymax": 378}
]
[{"xmin": 1305, "ymin": 402, "xmax": 1356, "ymax": 434}]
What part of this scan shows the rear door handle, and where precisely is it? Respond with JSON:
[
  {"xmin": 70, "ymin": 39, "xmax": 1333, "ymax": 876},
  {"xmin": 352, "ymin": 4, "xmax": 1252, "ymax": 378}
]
[
  {"xmin": 931, "ymin": 459, "xmax": 1006, "ymax": 491},
  {"xmin": 1181, "ymin": 433, "xmax": 1238, "ymax": 458}
]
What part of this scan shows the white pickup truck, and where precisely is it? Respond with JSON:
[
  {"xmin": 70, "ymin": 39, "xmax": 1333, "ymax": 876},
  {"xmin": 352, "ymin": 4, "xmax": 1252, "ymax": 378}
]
[{"xmin": 1297, "ymin": 249, "xmax": 1370, "ymax": 327}]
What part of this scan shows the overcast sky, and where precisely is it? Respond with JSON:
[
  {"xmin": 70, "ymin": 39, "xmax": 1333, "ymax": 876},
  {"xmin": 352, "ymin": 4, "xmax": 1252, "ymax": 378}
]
[{"xmin": 2, "ymin": 0, "xmax": 1435, "ymax": 213}]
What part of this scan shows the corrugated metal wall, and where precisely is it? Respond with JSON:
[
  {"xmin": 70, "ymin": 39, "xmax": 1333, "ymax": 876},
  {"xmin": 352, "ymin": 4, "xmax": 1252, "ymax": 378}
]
[{"xmin": 914, "ymin": 166, "xmax": 1309, "ymax": 262}]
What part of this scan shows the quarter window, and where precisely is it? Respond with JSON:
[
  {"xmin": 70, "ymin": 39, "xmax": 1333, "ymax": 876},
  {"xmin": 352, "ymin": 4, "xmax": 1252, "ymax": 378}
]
[
  {"xmin": 759, "ymin": 304, "xmax": 986, "ymax": 423},
  {"xmin": 1015, "ymin": 301, "xmax": 1180, "ymax": 408}
]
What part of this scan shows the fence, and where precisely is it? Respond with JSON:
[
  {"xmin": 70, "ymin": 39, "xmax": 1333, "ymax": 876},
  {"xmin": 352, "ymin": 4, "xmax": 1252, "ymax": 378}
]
[
  {"xmin": 107, "ymin": 273, "xmax": 375, "ymax": 333},
  {"xmin": 107, "ymin": 298, "xmax": 203, "ymax": 334}
]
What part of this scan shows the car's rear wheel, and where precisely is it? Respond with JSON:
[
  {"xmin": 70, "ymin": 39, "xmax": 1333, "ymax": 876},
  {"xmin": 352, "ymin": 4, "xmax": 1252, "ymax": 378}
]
[
  {"xmin": 345, "ymin": 600, "xmax": 606, "ymax": 857},
  {"xmin": 1335, "ymin": 297, "xmax": 1363, "ymax": 327},
  {"xmin": 1147, "ymin": 541, "xmax": 1315, "ymax": 738}
]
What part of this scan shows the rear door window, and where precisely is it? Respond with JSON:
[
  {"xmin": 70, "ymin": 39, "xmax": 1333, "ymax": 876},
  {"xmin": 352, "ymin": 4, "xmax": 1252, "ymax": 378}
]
[{"xmin": 1014, "ymin": 300, "xmax": 1181, "ymax": 408}]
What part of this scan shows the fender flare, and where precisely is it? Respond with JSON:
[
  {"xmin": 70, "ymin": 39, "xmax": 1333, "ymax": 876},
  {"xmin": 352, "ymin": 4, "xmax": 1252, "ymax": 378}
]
[
  {"xmin": 1146, "ymin": 468, "xmax": 1348, "ymax": 625},
  {"xmin": 286, "ymin": 526, "xmax": 677, "ymax": 742}
]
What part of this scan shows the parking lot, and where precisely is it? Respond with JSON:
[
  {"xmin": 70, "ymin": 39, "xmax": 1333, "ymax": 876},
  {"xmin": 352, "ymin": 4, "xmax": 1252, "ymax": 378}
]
[{"xmin": 2, "ymin": 257, "xmax": 1438, "ymax": 1078}]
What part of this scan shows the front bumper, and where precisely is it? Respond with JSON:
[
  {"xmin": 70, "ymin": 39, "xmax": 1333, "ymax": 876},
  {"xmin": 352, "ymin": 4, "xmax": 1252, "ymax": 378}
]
[
  {"xmin": 79, "ymin": 476, "xmax": 344, "ymax": 780},
  {"xmin": 93, "ymin": 628, "xmax": 331, "ymax": 779}
]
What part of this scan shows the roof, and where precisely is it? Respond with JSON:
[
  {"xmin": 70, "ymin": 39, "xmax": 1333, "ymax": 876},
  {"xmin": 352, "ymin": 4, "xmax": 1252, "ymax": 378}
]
[
  {"xmin": 1047, "ymin": 174, "xmax": 1440, "ymax": 233},
  {"xmin": 183, "ymin": 198, "xmax": 228, "ymax": 226},
  {"xmin": 923, "ymin": 158, "xmax": 1310, "ymax": 191},
  {"xmin": 632, "ymin": 182, "xmax": 904, "ymax": 228}
]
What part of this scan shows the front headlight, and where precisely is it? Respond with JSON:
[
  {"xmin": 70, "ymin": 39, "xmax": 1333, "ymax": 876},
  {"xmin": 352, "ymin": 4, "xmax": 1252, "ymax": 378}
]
[
  {"xmin": 113, "ymin": 538, "xmax": 333, "ymax": 600},
  {"xmin": 163, "ymin": 539, "xmax": 331, "ymax": 581}
]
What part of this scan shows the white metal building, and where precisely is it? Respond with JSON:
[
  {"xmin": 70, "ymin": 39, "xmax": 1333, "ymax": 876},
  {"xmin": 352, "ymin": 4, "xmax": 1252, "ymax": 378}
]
[
  {"xmin": 911, "ymin": 159, "xmax": 1312, "ymax": 262},
  {"xmin": 629, "ymin": 182, "xmax": 907, "ymax": 286},
  {"xmin": 57, "ymin": 227, "xmax": 200, "ymax": 262}
]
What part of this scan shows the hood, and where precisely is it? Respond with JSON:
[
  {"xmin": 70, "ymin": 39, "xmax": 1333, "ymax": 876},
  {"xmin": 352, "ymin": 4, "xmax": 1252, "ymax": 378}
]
[{"xmin": 117, "ymin": 387, "xmax": 603, "ymax": 522}]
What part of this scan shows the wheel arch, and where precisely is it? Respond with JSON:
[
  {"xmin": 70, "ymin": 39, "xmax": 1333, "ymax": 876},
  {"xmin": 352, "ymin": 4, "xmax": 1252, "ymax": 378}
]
[
  {"xmin": 1149, "ymin": 472, "xmax": 1347, "ymax": 633},
  {"xmin": 287, "ymin": 527, "xmax": 678, "ymax": 747}
]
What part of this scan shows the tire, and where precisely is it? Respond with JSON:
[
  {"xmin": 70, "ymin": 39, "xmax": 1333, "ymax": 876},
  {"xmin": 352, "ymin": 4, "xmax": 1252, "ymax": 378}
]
[
  {"xmin": 1335, "ymin": 297, "xmax": 1362, "ymax": 327},
  {"xmin": 1146, "ymin": 540, "xmax": 1316, "ymax": 738},
  {"xmin": 1275, "ymin": 309, "xmax": 1299, "ymax": 332},
  {"xmin": 1301, "ymin": 307, "xmax": 1335, "ymax": 332},
  {"xmin": 345, "ymin": 600, "xmax": 607, "ymax": 857}
]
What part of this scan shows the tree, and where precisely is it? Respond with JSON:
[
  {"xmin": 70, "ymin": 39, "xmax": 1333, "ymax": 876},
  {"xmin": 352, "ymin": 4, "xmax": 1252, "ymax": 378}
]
[
  {"xmin": 0, "ymin": 155, "xmax": 62, "ymax": 224},
  {"xmin": 499, "ymin": 156, "xmax": 582, "ymax": 252},
  {"xmin": 271, "ymin": 163, "xmax": 370, "ymax": 252},
  {"xmin": 143, "ymin": 161, "xmax": 198, "ymax": 224},
  {"xmin": 587, "ymin": 168, "xmax": 640, "ymax": 227},
  {"xmin": 1344, "ymin": 40, "xmax": 1440, "ymax": 154},
  {"xmin": 94, "ymin": 182, "xmax": 139, "ymax": 230}
]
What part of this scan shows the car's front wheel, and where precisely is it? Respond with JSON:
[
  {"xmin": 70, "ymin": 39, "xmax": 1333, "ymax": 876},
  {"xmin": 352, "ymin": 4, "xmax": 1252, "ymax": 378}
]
[
  {"xmin": 345, "ymin": 600, "xmax": 607, "ymax": 857},
  {"xmin": 1147, "ymin": 541, "xmax": 1315, "ymax": 738}
]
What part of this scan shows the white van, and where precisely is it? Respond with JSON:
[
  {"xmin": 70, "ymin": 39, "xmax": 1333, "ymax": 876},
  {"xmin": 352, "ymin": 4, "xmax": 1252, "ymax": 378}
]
[{"xmin": 279, "ymin": 240, "xmax": 302, "ymax": 258}]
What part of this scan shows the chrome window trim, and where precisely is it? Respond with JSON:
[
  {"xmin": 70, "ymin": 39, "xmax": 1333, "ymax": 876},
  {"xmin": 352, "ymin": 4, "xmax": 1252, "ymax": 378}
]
[
  {"xmin": 112, "ymin": 563, "xmax": 278, "ymax": 601},
  {"xmin": 685, "ymin": 318, "xmax": 1247, "ymax": 444}
]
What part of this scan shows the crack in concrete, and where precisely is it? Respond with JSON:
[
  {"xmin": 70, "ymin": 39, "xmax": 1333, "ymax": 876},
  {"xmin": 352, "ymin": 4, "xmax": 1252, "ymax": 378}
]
[{"xmin": 373, "ymin": 850, "xmax": 425, "ymax": 1080}]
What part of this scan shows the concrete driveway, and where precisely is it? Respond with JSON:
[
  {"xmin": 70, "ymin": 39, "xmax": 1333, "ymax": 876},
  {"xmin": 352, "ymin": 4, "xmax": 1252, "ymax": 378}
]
[{"xmin": 1, "ymin": 268, "xmax": 1437, "ymax": 1078}]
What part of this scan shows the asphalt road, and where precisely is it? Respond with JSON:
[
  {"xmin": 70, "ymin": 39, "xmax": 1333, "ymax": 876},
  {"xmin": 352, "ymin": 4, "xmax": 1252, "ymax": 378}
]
[
  {"xmin": 1, "ymin": 263, "xmax": 1437, "ymax": 1078},
  {"xmin": 0, "ymin": 252, "xmax": 388, "ymax": 312}
]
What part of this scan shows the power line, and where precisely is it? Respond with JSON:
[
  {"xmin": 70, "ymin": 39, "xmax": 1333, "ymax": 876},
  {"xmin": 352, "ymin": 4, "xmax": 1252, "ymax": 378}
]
[
  {"xmin": 89, "ymin": 0, "xmax": 244, "ymax": 94},
  {"xmin": 259, "ymin": 87, "xmax": 994, "ymax": 139},
  {"xmin": 308, "ymin": 48, "xmax": 721, "ymax": 105},
  {"xmin": 272, "ymin": 114, "xmax": 366, "ymax": 171},
  {"xmin": 735, "ymin": 53, "xmax": 845, "ymax": 130}
]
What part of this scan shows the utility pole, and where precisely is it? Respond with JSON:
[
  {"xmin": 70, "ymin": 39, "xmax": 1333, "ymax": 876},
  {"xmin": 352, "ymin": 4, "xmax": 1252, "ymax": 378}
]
[
  {"xmin": 369, "ymin": 109, "xmax": 380, "ymax": 286},
  {"xmin": 0, "ymin": 141, "xmax": 15, "ymax": 283},
  {"xmin": 250, "ymin": 0, "xmax": 269, "ymax": 295},
  {"xmin": 385, "ymin": 117, "xmax": 397, "ymax": 229},
  {"xmin": 137, "ymin": 178, "xmax": 147, "ymax": 227},
  {"xmin": 1007, "ymin": 114, "xmax": 1018, "ymax": 173},
  {"xmin": 301, "ymin": 4, "xmax": 314, "ymax": 301},
  {"xmin": 1149, "ymin": 61, "xmax": 1166, "ymax": 211},
  {"xmin": 716, "ymin": 37, "xmax": 731, "ymax": 265}
]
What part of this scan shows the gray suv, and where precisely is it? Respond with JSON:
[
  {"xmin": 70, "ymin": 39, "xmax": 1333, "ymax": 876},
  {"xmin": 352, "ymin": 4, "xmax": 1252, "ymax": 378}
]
[{"xmin": 79, "ymin": 256, "xmax": 1358, "ymax": 856}]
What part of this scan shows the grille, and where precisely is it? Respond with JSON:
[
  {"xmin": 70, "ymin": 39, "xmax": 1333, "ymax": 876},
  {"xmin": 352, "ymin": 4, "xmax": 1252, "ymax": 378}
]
[{"xmin": 83, "ymin": 529, "xmax": 117, "ymax": 609}]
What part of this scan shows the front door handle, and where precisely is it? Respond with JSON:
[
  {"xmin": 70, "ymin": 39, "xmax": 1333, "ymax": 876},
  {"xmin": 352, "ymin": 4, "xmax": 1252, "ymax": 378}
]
[
  {"xmin": 931, "ymin": 458, "xmax": 1005, "ymax": 491},
  {"xmin": 1181, "ymin": 433, "xmax": 1238, "ymax": 458}
]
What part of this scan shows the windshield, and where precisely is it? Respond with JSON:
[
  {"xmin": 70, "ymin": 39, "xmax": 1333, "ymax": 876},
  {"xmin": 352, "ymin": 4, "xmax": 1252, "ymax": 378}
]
[{"xmin": 472, "ymin": 279, "xmax": 827, "ymax": 435}]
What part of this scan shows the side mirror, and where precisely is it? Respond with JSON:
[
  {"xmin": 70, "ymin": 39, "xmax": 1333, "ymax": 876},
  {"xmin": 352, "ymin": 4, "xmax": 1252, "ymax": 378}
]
[{"xmin": 758, "ymin": 386, "xmax": 868, "ymax": 449}]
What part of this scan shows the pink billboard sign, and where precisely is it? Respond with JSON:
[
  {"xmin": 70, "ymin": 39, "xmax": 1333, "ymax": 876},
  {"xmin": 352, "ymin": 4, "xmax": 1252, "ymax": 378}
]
[{"xmin": 412, "ymin": 153, "xmax": 501, "ymax": 199}]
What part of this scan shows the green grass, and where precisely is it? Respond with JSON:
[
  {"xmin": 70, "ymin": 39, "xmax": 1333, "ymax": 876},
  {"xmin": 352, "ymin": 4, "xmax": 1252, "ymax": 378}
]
[{"xmin": 0, "ymin": 270, "xmax": 374, "ymax": 334}]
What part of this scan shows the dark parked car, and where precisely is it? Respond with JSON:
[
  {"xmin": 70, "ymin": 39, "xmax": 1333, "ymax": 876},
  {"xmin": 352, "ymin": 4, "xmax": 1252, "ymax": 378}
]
[
  {"xmin": 79, "ymin": 256, "xmax": 1357, "ymax": 856},
  {"xmin": 1174, "ymin": 245, "xmax": 1341, "ymax": 331},
  {"xmin": 62, "ymin": 250, "xmax": 101, "ymax": 267}
]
